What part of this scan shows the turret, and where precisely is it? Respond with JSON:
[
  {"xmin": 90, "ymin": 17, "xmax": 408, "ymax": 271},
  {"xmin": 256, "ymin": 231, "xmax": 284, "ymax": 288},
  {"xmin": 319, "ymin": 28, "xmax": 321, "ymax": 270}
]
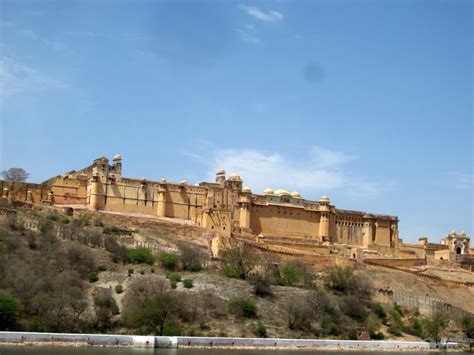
[
  {"xmin": 362, "ymin": 214, "xmax": 376, "ymax": 247},
  {"xmin": 239, "ymin": 186, "xmax": 252, "ymax": 231},
  {"xmin": 319, "ymin": 196, "xmax": 331, "ymax": 242},
  {"xmin": 88, "ymin": 157, "xmax": 108, "ymax": 210},
  {"xmin": 112, "ymin": 154, "xmax": 122, "ymax": 180},
  {"xmin": 216, "ymin": 168, "xmax": 226, "ymax": 186},
  {"xmin": 157, "ymin": 178, "xmax": 167, "ymax": 217}
]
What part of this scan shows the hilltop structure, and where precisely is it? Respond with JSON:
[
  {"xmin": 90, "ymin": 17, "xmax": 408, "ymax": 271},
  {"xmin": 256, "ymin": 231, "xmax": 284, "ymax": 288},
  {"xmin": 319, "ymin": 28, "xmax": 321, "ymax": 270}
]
[{"xmin": 1, "ymin": 154, "xmax": 471, "ymax": 261}]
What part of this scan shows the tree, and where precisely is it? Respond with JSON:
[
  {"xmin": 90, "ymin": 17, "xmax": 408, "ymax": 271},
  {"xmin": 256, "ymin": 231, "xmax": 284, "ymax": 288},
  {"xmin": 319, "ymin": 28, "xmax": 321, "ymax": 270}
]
[
  {"xmin": 462, "ymin": 315, "xmax": 474, "ymax": 339},
  {"xmin": 0, "ymin": 292, "xmax": 22, "ymax": 330},
  {"xmin": 157, "ymin": 252, "xmax": 180, "ymax": 270},
  {"xmin": 423, "ymin": 313, "xmax": 448, "ymax": 343},
  {"xmin": 93, "ymin": 288, "xmax": 119, "ymax": 330},
  {"xmin": 1, "ymin": 168, "xmax": 29, "ymax": 182},
  {"xmin": 123, "ymin": 292, "xmax": 179, "ymax": 335},
  {"xmin": 178, "ymin": 243, "xmax": 206, "ymax": 271},
  {"xmin": 279, "ymin": 264, "xmax": 305, "ymax": 286},
  {"xmin": 219, "ymin": 238, "xmax": 256, "ymax": 279}
]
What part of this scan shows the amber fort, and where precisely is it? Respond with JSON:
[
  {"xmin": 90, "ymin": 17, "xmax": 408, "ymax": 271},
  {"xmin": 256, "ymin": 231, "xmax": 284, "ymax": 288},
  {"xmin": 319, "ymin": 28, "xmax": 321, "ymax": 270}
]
[{"xmin": 1, "ymin": 154, "xmax": 471, "ymax": 263}]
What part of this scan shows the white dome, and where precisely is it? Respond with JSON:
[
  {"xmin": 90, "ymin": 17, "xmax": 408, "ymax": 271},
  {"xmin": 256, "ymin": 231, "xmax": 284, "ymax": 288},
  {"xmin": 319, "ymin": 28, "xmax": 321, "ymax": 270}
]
[
  {"xmin": 180, "ymin": 179, "xmax": 188, "ymax": 185},
  {"xmin": 263, "ymin": 188, "xmax": 274, "ymax": 195},
  {"xmin": 216, "ymin": 168, "xmax": 225, "ymax": 175},
  {"xmin": 290, "ymin": 191, "xmax": 301, "ymax": 198},
  {"xmin": 113, "ymin": 154, "xmax": 122, "ymax": 161},
  {"xmin": 228, "ymin": 171, "xmax": 242, "ymax": 181},
  {"xmin": 274, "ymin": 189, "xmax": 291, "ymax": 196},
  {"xmin": 242, "ymin": 186, "xmax": 251, "ymax": 193},
  {"xmin": 320, "ymin": 196, "xmax": 330, "ymax": 203}
]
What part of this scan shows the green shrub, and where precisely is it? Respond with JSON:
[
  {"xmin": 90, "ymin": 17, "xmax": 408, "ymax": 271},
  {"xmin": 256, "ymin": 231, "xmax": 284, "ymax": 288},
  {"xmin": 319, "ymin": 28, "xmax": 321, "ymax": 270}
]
[
  {"xmin": 404, "ymin": 316, "xmax": 423, "ymax": 337},
  {"xmin": 251, "ymin": 321, "xmax": 267, "ymax": 337},
  {"xmin": 229, "ymin": 298, "xmax": 257, "ymax": 318},
  {"xmin": 88, "ymin": 272, "xmax": 99, "ymax": 283},
  {"xmin": 170, "ymin": 280, "xmax": 177, "ymax": 289},
  {"xmin": 166, "ymin": 272, "xmax": 182, "ymax": 282},
  {"xmin": 98, "ymin": 264, "xmax": 107, "ymax": 272},
  {"xmin": 0, "ymin": 292, "xmax": 22, "ymax": 330},
  {"xmin": 220, "ymin": 265, "xmax": 242, "ymax": 278},
  {"xmin": 61, "ymin": 216, "xmax": 70, "ymax": 224},
  {"xmin": 128, "ymin": 268, "xmax": 134, "ymax": 275},
  {"xmin": 151, "ymin": 268, "xmax": 155, "ymax": 273},
  {"xmin": 183, "ymin": 279, "xmax": 193, "ymax": 289},
  {"xmin": 115, "ymin": 284, "xmax": 124, "ymax": 294},
  {"xmin": 128, "ymin": 248, "xmax": 154, "ymax": 265},
  {"xmin": 158, "ymin": 252, "xmax": 181, "ymax": 270},
  {"xmin": 279, "ymin": 264, "xmax": 304, "ymax": 286}
]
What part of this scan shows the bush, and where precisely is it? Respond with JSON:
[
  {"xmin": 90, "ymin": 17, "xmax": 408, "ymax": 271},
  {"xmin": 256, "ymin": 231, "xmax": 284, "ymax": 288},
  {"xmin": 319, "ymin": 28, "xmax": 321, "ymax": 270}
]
[
  {"xmin": 229, "ymin": 298, "xmax": 257, "ymax": 318},
  {"xmin": 61, "ymin": 217, "xmax": 70, "ymax": 224},
  {"xmin": 128, "ymin": 248, "xmax": 154, "ymax": 265},
  {"xmin": 178, "ymin": 243, "xmax": 206, "ymax": 272},
  {"xmin": 170, "ymin": 281, "xmax": 177, "ymax": 289},
  {"xmin": 158, "ymin": 252, "xmax": 181, "ymax": 270},
  {"xmin": 140, "ymin": 270, "xmax": 145, "ymax": 275},
  {"xmin": 220, "ymin": 265, "xmax": 242, "ymax": 279},
  {"xmin": 128, "ymin": 268, "xmax": 134, "ymax": 275},
  {"xmin": 88, "ymin": 272, "xmax": 99, "ymax": 283},
  {"xmin": 115, "ymin": 284, "xmax": 124, "ymax": 294},
  {"xmin": 279, "ymin": 264, "xmax": 304, "ymax": 286},
  {"xmin": 98, "ymin": 264, "xmax": 107, "ymax": 272},
  {"xmin": 251, "ymin": 321, "xmax": 267, "ymax": 338},
  {"xmin": 183, "ymin": 279, "xmax": 193, "ymax": 289},
  {"xmin": 103, "ymin": 225, "xmax": 131, "ymax": 235},
  {"xmin": 252, "ymin": 277, "xmax": 273, "ymax": 298},
  {"xmin": 0, "ymin": 292, "xmax": 22, "ymax": 330},
  {"xmin": 370, "ymin": 331, "xmax": 385, "ymax": 340},
  {"xmin": 324, "ymin": 266, "xmax": 371, "ymax": 298},
  {"xmin": 166, "ymin": 272, "xmax": 182, "ymax": 282},
  {"xmin": 46, "ymin": 213, "xmax": 60, "ymax": 222}
]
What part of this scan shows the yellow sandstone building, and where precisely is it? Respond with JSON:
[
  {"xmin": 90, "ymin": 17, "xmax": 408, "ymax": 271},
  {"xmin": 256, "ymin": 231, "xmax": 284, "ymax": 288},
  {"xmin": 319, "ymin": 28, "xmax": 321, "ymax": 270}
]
[{"xmin": 1, "ymin": 154, "xmax": 470, "ymax": 261}]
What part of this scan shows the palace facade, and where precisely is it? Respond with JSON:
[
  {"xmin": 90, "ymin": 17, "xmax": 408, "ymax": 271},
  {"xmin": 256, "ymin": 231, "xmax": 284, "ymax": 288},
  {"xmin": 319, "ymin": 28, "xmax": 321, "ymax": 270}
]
[{"xmin": 1, "ymin": 154, "xmax": 470, "ymax": 260}]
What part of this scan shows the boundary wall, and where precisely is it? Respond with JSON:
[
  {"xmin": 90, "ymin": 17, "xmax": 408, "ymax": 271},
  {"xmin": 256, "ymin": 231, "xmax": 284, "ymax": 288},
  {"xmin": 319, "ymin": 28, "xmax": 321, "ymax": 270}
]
[{"xmin": 0, "ymin": 332, "xmax": 458, "ymax": 350}]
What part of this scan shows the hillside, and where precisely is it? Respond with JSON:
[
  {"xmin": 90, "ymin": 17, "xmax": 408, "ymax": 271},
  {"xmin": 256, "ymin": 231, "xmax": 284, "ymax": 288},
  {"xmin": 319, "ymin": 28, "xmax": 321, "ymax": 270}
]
[{"xmin": 0, "ymin": 204, "xmax": 473, "ymax": 342}]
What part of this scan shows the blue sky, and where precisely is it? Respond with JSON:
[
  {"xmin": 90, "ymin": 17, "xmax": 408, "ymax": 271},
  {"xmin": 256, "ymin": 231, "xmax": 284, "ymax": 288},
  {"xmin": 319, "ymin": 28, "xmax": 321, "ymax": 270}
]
[{"xmin": 0, "ymin": 0, "xmax": 472, "ymax": 243}]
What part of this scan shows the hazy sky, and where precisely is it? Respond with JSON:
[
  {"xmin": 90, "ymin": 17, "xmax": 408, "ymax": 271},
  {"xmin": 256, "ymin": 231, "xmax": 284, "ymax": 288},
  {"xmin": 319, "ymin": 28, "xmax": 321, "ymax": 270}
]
[{"xmin": 0, "ymin": 0, "xmax": 472, "ymax": 243}]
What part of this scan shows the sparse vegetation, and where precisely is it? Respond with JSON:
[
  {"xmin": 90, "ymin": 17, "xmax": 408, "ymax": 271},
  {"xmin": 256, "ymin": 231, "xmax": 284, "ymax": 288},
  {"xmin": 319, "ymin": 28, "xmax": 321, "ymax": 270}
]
[
  {"xmin": 158, "ymin": 252, "xmax": 181, "ymax": 270},
  {"xmin": 229, "ymin": 297, "xmax": 258, "ymax": 318},
  {"xmin": 128, "ymin": 247, "xmax": 154, "ymax": 265},
  {"xmin": 115, "ymin": 284, "xmax": 124, "ymax": 294},
  {"xmin": 183, "ymin": 279, "xmax": 193, "ymax": 289},
  {"xmin": 0, "ymin": 206, "xmax": 469, "ymax": 341},
  {"xmin": 88, "ymin": 272, "xmax": 99, "ymax": 283}
]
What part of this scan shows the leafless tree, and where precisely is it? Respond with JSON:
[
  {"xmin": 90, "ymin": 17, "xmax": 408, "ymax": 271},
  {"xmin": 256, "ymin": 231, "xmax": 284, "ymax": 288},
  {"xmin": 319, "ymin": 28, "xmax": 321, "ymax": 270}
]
[{"xmin": 1, "ymin": 168, "xmax": 29, "ymax": 182}]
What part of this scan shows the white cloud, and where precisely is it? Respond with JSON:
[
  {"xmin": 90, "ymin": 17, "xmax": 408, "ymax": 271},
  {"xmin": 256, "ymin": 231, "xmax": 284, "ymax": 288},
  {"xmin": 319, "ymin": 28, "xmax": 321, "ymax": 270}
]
[
  {"xmin": 0, "ymin": 57, "xmax": 67, "ymax": 97},
  {"xmin": 185, "ymin": 146, "xmax": 391, "ymax": 197},
  {"xmin": 240, "ymin": 5, "xmax": 284, "ymax": 22}
]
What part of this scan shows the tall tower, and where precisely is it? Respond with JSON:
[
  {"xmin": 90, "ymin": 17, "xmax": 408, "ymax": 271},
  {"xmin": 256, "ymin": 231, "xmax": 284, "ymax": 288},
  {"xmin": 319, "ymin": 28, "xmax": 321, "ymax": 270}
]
[
  {"xmin": 362, "ymin": 214, "xmax": 376, "ymax": 247},
  {"xmin": 319, "ymin": 196, "xmax": 331, "ymax": 242},
  {"xmin": 239, "ymin": 186, "xmax": 252, "ymax": 232},
  {"xmin": 215, "ymin": 168, "xmax": 226, "ymax": 186},
  {"xmin": 157, "ymin": 178, "xmax": 167, "ymax": 217},
  {"xmin": 88, "ymin": 157, "xmax": 108, "ymax": 210}
]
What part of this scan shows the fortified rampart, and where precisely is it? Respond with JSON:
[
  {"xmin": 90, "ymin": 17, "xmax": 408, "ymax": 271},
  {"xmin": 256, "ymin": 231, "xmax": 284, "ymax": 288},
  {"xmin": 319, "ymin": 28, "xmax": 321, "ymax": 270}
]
[
  {"xmin": 376, "ymin": 289, "xmax": 473, "ymax": 318},
  {"xmin": 0, "ymin": 154, "xmax": 470, "ymax": 261}
]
